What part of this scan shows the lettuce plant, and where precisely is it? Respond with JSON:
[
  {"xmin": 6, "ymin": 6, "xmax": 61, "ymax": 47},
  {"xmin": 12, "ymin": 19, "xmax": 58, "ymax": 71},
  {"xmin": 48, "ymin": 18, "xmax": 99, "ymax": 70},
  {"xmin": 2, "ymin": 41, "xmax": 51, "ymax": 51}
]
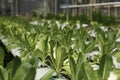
[
  {"xmin": 33, "ymin": 34, "xmax": 49, "ymax": 67},
  {"xmin": 49, "ymin": 41, "xmax": 68, "ymax": 79},
  {"xmin": 0, "ymin": 56, "xmax": 38, "ymax": 80}
]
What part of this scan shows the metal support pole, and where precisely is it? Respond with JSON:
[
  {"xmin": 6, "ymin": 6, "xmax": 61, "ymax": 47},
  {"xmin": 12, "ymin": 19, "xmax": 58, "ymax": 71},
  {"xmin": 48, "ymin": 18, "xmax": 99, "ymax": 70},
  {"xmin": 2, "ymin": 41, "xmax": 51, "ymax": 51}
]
[
  {"xmin": 44, "ymin": 0, "xmax": 46, "ymax": 16},
  {"xmin": 16, "ymin": 0, "xmax": 19, "ymax": 16},
  {"xmin": 11, "ymin": 0, "xmax": 14, "ymax": 16},
  {"xmin": 66, "ymin": 0, "xmax": 69, "ymax": 20},
  {"xmin": 114, "ymin": 7, "xmax": 117, "ymax": 17},
  {"xmin": 90, "ymin": 6, "xmax": 93, "ymax": 20},
  {"xmin": 55, "ymin": 0, "xmax": 57, "ymax": 15},
  {"xmin": 108, "ymin": 6, "xmax": 110, "ymax": 16}
]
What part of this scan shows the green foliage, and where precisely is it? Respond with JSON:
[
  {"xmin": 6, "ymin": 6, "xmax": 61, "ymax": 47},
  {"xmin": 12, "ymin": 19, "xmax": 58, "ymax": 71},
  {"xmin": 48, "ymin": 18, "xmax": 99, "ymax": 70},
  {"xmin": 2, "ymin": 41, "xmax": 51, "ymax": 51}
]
[
  {"xmin": 113, "ymin": 69, "xmax": 120, "ymax": 80},
  {"xmin": 92, "ymin": 11, "xmax": 102, "ymax": 23},
  {"xmin": 6, "ymin": 56, "xmax": 21, "ymax": 80},
  {"xmin": 79, "ymin": 14, "xmax": 90, "ymax": 24},
  {"xmin": 49, "ymin": 43, "xmax": 68, "ymax": 78},
  {"xmin": 68, "ymin": 55, "xmax": 82, "ymax": 80},
  {"xmin": 33, "ymin": 35, "xmax": 49, "ymax": 67},
  {"xmin": 38, "ymin": 12, "xmax": 117, "ymax": 25},
  {"xmin": 0, "ymin": 56, "xmax": 38, "ymax": 80},
  {"xmin": 113, "ymin": 52, "xmax": 120, "ymax": 63},
  {"xmin": 40, "ymin": 70, "xmax": 55, "ymax": 80},
  {"xmin": 81, "ymin": 62, "xmax": 97, "ymax": 80},
  {"xmin": 0, "ymin": 47, "xmax": 5, "ymax": 66},
  {"xmin": 45, "ymin": 14, "xmax": 66, "ymax": 20},
  {"xmin": 0, "ymin": 66, "xmax": 8, "ymax": 80},
  {"xmin": 98, "ymin": 54, "xmax": 113, "ymax": 80},
  {"xmin": 92, "ymin": 11, "xmax": 116, "ymax": 26},
  {"xmin": 0, "ymin": 17, "xmax": 119, "ymax": 80},
  {"xmin": 12, "ymin": 58, "xmax": 37, "ymax": 80}
]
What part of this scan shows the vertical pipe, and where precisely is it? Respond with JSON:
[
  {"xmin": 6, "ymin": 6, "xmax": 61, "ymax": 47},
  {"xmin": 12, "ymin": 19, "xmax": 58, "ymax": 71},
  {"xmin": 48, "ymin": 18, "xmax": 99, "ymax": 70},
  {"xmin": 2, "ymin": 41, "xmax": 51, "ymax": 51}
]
[
  {"xmin": 72, "ymin": 0, "xmax": 74, "ymax": 16},
  {"xmin": 66, "ymin": 0, "xmax": 69, "ymax": 20},
  {"xmin": 11, "ymin": 0, "xmax": 14, "ymax": 16},
  {"xmin": 55, "ymin": 0, "xmax": 57, "ymax": 15},
  {"xmin": 79, "ymin": 8, "xmax": 81, "ymax": 15},
  {"xmin": 108, "ymin": 6, "xmax": 110, "ymax": 16},
  {"xmin": 44, "ymin": 0, "xmax": 47, "ymax": 17},
  {"xmin": 114, "ymin": 7, "xmax": 117, "ymax": 17},
  {"xmin": 90, "ymin": 0, "xmax": 93, "ymax": 20},
  {"xmin": 16, "ymin": 0, "xmax": 19, "ymax": 16},
  {"xmin": 74, "ymin": 0, "xmax": 77, "ymax": 15}
]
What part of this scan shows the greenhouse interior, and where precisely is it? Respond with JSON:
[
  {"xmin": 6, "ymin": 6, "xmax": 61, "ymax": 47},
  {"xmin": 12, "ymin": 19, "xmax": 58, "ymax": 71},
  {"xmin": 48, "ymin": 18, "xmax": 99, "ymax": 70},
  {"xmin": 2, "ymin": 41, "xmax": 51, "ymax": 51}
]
[{"xmin": 0, "ymin": 0, "xmax": 120, "ymax": 80}]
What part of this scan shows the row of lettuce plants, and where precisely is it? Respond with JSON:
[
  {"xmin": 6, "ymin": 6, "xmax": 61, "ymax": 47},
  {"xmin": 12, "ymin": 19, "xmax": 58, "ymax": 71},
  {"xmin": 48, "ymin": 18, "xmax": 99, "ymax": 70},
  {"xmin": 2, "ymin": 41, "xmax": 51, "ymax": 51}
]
[{"xmin": 0, "ymin": 17, "xmax": 120, "ymax": 80}]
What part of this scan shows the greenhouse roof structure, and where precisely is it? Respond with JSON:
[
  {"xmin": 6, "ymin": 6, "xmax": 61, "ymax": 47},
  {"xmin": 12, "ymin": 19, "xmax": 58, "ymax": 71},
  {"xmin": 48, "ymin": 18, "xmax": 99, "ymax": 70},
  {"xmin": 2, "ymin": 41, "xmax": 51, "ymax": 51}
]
[{"xmin": 61, "ymin": 2, "xmax": 120, "ymax": 8}]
